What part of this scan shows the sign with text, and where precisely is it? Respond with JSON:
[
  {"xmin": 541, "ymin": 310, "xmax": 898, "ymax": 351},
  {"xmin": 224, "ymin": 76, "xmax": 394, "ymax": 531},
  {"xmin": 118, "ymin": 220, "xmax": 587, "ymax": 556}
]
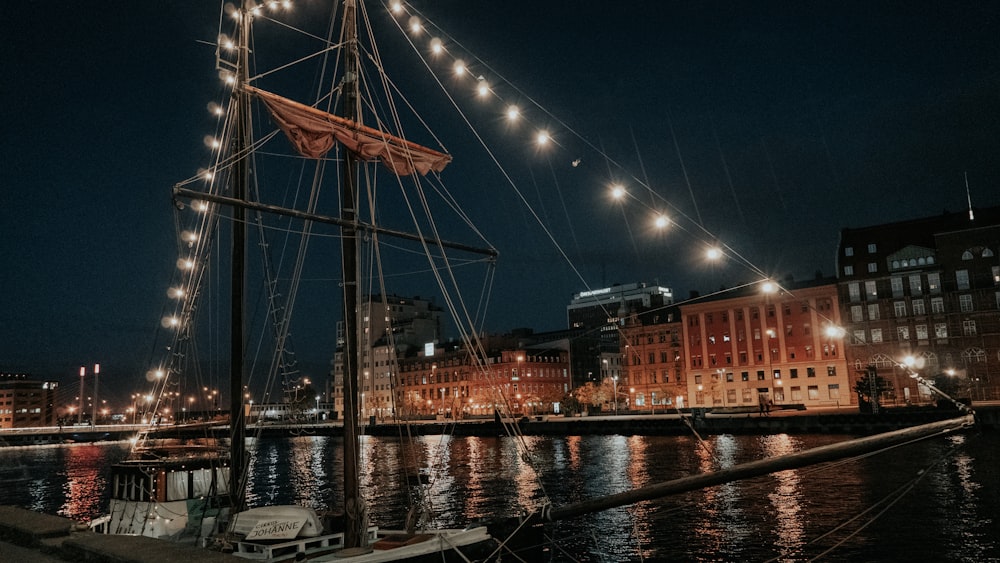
[{"xmin": 244, "ymin": 517, "xmax": 306, "ymax": 540}]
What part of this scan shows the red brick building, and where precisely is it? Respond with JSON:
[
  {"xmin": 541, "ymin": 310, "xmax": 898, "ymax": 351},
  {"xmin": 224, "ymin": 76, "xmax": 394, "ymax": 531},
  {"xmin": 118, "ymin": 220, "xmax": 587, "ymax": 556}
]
[
  {"xmin": 396, "ymin": 344, "xmax": 570, "ymax": 418},
  {"xmin": 679, "ymin": 278, "xmax": 851, "ymax": 409}
]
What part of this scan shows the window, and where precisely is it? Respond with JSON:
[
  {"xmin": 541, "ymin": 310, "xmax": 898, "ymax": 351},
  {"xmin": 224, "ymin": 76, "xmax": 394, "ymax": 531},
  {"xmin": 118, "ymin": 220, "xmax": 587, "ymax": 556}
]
[
  {"xmin": 790, "ymin": 368, "xmax": 798, "ymax": 379},
  {"xmin": 894, "ymin": 301, "xmax": 906, "ymax": 317},
  {"xmin": 848, "ymin": 282, "xmax": 861, "ymax": 302},
  {"xmin": 935, "ymin": 323, "xmax": 948, "ymax": 338},
  {"xmin": 808, "ymin": 385, "xmax": 820, "ymax": 400},
  {"xmin": 868, "ymin": 243, "xmax": 877, "ymax": 253},
  {"xmin": 890, "ymin": 277, "xmax": 904, "ymax": 297},
  {"xmin": 829, "ymin": 384, "xmax": 840, "ymax": 399},
  {"xmin": 851, "ymin": 305, "xmax": 864, "ymax": 322},
  {"xmin": 928, "ymin": 273, "xmax": 941, "ymax": 293},
  {"xmin": 741, "ymin": 371, "xmax": 749, "ymax": 382},
  {"xmin": 994, "ymin": 266, "xmax": 1000, "ymax": 284},
  {"xmin": 897, "ymin": 326, "xmax": 909, "ymax": 340},
  {"xmin": 963, "ymin": 320, "xmax": 977, "ymax": 336},
  {"xmin": 868, "ymin": 262, "xmax": 878, "ymax": 273},
  {"xmin": 807, "ymin": 367, "xmax": 816, "ymax": 378},
  {"xmin": 865, "ymin": 280, "xmax": 877, "ymax": 299},
  {"xmin": 916, "ymin": 324, "xmax": 929, "ymax": 340},
  {"xmin": 845, "ymin": 246, "xmax": 854, "ymax": 256},
  {"xmin": 871, "ymin": 328, "xmax": 883, "ymax": 343},
  {"xmin": 867, "ymin": 304, "xmax": 880, "ymax": 320},
  {"xmin": 695, "ymin": 374, "xmax": 702, "ymax": 384},
  {"xmin": 827, "ymin": 365, "xmax": 837, "ymax": 377},
  {"xmin": 960, "ymin": 294, "xmax": 973, "ymax": 312},
  {"xmin": 931, "ymin": 297, "xmax": 944, "ymax": 314},
  {"xmin": 909, "ymin": 275, "xmax": 922, "ymax": 295},
  {"xmin": 773, "ymin": 369, "xmax": 782, "ymax": 379},
  {"xmin": 956, "ymin": 270, "xmax": 970, "ymax": 290},
  {"xmin": 913, "ymin": 299, "xmax": 926, "ymax": 315},
  {"xmin": 757, "ymin": 370, "xmax": 765, "ymax": 381},
  {"xmin": 843, "ymin": 265, "xmax": 855, "ymax": 276},
  {"xmin": 726, "ymin": 372, "xmax": 734, "ymax": 382},
  {"xmin": 853, "ymin": 329, "xmax": 866, "ymax": 343}
]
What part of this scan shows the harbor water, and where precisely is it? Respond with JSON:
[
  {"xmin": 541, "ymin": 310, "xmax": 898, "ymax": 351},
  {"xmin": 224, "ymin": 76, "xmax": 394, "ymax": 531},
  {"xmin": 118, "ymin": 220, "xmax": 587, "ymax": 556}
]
[{"xmin": 1, "ymin": 430, "xmax": 998, "ymax": 561}]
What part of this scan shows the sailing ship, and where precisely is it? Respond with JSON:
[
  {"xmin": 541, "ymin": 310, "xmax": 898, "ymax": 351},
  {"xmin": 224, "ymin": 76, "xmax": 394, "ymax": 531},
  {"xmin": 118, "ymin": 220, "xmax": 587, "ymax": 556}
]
[{"xmin": 92, "ymin": 1, "xmax": 976, "ymax": 561}]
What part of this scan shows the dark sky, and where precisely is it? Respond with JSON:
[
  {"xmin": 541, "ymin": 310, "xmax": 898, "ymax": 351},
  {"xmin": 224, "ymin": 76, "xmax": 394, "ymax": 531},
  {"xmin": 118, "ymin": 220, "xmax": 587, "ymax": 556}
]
[{"xmin": 3, "ymin": 1, "xmax": 1000, "ymax": 404}]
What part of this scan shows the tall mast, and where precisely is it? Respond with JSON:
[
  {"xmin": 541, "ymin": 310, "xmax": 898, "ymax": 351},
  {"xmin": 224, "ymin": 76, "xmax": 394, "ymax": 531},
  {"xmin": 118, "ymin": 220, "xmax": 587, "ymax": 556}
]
[
  {"xmin": 229, "ymin": 2, "xmax": 251, "ymax": 512},
  {"xmin": 339, "ymin": 0, "xmax": 364, "ymax": 549}
]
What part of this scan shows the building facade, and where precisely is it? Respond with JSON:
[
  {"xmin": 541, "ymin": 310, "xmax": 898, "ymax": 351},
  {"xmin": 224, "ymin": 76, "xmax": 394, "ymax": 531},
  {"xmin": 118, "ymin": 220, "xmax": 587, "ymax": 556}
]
[
  {"xmin": 837, "ymin": 207, "xmax": 1000, "ymax": 405},
  {"xmin": 679, "ymin": 279, "xmax": 851, "ymax": 409},
  {"xmin": 0, "ymin": 373, "xmax": 59, "ymax": 428},
  {"xmin": 331, "ymin": 294, "xmax": 444, "ymax": 418},
  {"xmin": 566, "ymin": 283, "xmax": 673, "ymax": 387},
  {"xmin": 619, "ymin": 307, "xmax": 686, "ymax": 410},
  {"xmin": 396, "ymin": 341, "xmax": 570, "ymax": 418}
]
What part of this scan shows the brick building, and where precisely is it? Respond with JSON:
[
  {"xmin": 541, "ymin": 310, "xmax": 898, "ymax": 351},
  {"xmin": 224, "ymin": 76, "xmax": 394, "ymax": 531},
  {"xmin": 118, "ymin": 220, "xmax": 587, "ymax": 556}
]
[
  {"xmin": 837, "ymin": 206, "xmax": 1000, "ymax": 404},
  {"xmin": 678, "ymin": 278, "xmax": 851, "ymax": 409}
]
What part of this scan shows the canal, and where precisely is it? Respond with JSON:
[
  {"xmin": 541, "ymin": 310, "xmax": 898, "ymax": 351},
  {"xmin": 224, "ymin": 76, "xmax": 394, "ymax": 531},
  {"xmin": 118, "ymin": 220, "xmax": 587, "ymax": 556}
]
[{"xmin": 1, "ymin": 430, "xmax": 997, "ymax": 561}]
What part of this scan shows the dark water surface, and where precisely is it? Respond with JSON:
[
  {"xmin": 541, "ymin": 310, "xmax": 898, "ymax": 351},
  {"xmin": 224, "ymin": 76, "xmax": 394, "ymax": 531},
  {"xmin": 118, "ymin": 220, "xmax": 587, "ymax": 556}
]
[{"xmin": 2, "ymin": 431, "xmax": 998, "ymax": 561}]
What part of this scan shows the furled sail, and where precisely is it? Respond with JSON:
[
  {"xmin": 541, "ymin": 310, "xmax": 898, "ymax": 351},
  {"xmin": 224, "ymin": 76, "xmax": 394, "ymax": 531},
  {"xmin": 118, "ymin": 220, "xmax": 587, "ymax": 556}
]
[{"xmin": 247, "ymin": 85, "xmax": 452, "ymax": 176}]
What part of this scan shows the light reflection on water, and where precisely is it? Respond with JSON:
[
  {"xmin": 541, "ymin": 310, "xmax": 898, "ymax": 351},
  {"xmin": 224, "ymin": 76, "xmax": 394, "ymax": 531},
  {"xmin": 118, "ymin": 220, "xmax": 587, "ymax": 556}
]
[{"xmin": 2, "ymin": 431, "xmax": 998, "ymax": 561}]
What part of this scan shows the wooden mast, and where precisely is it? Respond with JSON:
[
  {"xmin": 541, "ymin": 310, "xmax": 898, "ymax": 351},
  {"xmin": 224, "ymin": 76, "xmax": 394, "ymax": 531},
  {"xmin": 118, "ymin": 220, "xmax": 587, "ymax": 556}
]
[
  {"xmin": 340, "ymin": 0, "xmax": 364, "ymax": 549},
  {"xmin": 228, "ymin": 2, "xmax": 251, "ymax": 511}
]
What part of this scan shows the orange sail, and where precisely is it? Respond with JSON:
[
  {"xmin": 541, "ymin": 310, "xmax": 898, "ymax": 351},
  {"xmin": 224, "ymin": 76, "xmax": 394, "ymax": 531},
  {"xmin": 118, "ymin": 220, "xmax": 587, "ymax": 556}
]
[{"xmin": 248, "ymin": 85, "xmax": 452, "ymax": 176}]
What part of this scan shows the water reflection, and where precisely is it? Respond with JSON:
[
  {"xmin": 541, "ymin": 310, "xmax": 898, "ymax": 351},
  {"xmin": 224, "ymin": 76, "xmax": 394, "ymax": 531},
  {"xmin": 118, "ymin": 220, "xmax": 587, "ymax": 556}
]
[{"xmin": 2, "ymin": 431, "xmax": 998, "ymax": 561}]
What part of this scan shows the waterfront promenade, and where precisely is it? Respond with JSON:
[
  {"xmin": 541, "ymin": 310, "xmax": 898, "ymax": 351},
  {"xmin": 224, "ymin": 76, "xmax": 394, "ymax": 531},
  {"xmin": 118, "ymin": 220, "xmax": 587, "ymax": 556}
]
[{"xmin": 1, "ymin": 404, "xmax": 995, "ymax": 446}]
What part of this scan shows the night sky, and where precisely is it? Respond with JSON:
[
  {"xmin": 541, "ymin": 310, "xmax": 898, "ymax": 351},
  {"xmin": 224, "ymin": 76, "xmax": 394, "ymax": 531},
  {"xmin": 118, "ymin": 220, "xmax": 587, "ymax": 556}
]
[{"xmin": 3, "ymin": 1, "xmax": 999, "ymax": 405}]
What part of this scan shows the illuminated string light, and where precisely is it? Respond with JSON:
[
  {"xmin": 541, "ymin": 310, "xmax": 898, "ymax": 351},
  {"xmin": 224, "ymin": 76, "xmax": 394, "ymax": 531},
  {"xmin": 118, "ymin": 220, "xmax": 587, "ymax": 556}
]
[
  {"xmin": 505, "ymin": 105, "xmax": 520, "ymax": 121},
  {"xmin": 168, "ymin": 287, "xmax": 186, "ymax": 299},
  {"xmin": 408, "ymin": 16, "xmax": 422, "ymax": 34},
  {"xmin": 611, "ymin": 185, "xmax": 626, "ymax": 200},
  {"xmin": 706, "ymin": 247, "xmax": 722, "ymax": 260},
  {"xmin": 430, "ymin": 37, "xmax": 443, "ymax": 55},
  {"xmin": 535, "ymin": 131, "xmax": 550, "ymax": 145},
  {"xmin": 477, "ymin": 80, "xmax": 490, "ymax": 97},
  {"xmin": 453, "ymin": 60, "xmax": 466, "ymax": 76},
  {"xmin": 654, "ymin": 214, "xmax": 670, "ymax": 229},
  {"xmin": 390, "ymin": 2, "xmax": 403, "ymax": 14}
]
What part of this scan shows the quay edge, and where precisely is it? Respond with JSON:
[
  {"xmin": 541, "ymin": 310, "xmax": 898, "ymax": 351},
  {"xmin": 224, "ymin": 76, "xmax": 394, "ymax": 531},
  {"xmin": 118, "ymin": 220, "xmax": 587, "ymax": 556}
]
[{"xmin": 1, "ymin": 406, "xmax": 996, "ymax": 446}]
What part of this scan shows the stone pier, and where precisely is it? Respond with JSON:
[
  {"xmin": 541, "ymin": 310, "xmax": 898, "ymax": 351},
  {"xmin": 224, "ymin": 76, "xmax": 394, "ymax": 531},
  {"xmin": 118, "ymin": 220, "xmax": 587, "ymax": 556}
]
[{"xmin": 0, "ymin": 506, "xmax": 240, "ymax": 563}]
